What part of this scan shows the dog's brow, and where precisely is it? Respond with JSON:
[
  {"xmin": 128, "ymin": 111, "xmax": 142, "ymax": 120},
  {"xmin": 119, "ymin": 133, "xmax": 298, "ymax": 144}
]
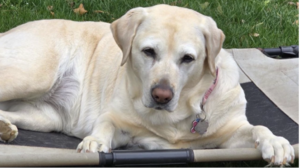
[
  {"xmin": 140, "ymin": 39, "xmax": 161, "ymax": 50},
  {"xmin": 179, "ymin": 45, "xmax": 197, "ymax": 57}
]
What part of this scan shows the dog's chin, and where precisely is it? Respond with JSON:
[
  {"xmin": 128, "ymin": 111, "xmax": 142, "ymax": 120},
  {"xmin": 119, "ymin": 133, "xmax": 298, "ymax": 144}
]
[
  {"xmin": 137, "ymin": 98, "xmax": 180, "ymax": 125},
  {"xmin": 151, "ymin": 106, "xmax": 171, "ymax": 112},
  {"xmin": 143, "ymin": 101, "xmax": 177, "ymax": 112},
  {"xmin": 154, "ymin": 107, "xmax": 164, "ymax": 110}
]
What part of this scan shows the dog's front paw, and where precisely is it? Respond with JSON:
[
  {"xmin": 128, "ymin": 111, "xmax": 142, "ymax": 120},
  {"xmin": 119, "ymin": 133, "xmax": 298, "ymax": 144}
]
[
  {"xmin": 256, "ymin": 136, "xmax": 294, "ymax": 166},
  {"xmin": 76, "ymin": 136, "xmax": 111, "ymax": 153},
  {"xmin": 0, "ymin": 116, "xmax": 18, "ymax": 142}
]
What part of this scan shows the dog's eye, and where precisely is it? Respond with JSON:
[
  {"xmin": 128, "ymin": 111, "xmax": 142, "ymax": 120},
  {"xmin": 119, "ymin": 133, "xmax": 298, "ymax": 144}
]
[
  {"xmin": 181, "ymin": 55, "xmax": 195, "ymax": 63},
  {"xmin": 142, "ymin": 48, "xmax": 156, "ymax": 58}
]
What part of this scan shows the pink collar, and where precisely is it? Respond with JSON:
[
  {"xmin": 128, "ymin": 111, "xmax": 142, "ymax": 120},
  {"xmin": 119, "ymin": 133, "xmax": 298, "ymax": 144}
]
[
  {"xmin": 200, "ymin": 68, "xmax": 219, "ymax": 111},
  {"xmin": 190, "ymin": 68, "xmax": 219, "ymax": 134}
]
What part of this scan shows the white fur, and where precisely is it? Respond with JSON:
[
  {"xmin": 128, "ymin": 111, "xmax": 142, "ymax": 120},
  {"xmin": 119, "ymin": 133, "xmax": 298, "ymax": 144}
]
[{"xmin": 0, "ymin": 5, "xmax": 294, "ymax": 166}]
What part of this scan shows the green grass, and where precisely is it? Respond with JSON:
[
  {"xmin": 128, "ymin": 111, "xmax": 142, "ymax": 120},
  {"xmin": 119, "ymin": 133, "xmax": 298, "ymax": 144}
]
[
  {"xmin": 0, "ymin": 0, "xmax": 298, "ymax": 48},
  {"xmin": 0, "ymin": 0, "xmax": 298, "ymax": 167}
]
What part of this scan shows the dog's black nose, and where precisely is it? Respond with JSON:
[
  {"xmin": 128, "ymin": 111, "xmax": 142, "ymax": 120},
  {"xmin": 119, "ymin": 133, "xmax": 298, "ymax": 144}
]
[{"xmin": 151, "ymin": 85, "xmax": 173, "ymax": 104}]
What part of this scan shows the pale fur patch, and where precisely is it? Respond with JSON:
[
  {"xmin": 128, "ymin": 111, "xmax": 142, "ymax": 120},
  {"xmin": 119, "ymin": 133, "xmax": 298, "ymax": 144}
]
[{"xmin": 36, "ymin": 56, "xmax": 81, "ymax": 134}]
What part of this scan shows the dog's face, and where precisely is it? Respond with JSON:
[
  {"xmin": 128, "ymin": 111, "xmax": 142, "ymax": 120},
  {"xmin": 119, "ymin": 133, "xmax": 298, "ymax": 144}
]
[
  {"xmin": 111, "ymin": 4, "xmax": 224, "ymax": 113},
  {"xmin": 131, "ymin": 18, "xmax": 207, "ymax": 112}
]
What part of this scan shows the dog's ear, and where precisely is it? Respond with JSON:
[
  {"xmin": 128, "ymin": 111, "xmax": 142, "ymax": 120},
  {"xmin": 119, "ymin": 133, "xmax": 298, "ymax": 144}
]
[
  {"xmin": 201, "ymin": 17, "xmax": 225, "ymax": 75},
  {"xmin": 111, "ymin": 8, "xmax": 146, "ymax": 66}
]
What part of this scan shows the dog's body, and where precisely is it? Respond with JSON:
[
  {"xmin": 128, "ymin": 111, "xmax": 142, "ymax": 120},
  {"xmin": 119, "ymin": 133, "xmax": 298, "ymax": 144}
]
[{"xmin": 0, "ymin": 5, "xmax": 294, "ymax": 165}]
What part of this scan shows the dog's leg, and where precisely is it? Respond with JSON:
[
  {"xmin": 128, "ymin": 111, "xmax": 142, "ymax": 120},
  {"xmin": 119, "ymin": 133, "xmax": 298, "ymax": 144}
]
[
  {"xmin": 0, "ymin": 115, "xmax": 18, "ymax": 142},
  {"xmin": 76, "ymin": 113, "xmax": 116, "ymax": 153},
  {"xmin": 0, "ymin": 43, "xmax": 59, "ymax": 142},
  {"xmin": 131, "ymin": 136, "xmax": 175, "ymax": 150},
  {"xmin": 0, "ymin": 103, "xmax": 62, "ymax": 142},
  {"xmin": 0, "ymin": 65, "xmax": 55, "ymax": 102},
  {"xmin": 221, "ymin": 124, "xmax": 295, "ymax": 166},
  {"xmin": 252, "ymin": 126, "xmax": 295, "ymax": 166}
]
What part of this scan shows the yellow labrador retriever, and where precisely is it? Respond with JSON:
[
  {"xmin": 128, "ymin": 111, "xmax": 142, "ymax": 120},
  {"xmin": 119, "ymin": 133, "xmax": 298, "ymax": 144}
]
[{"xmin": 0, "ymin": 4, "xmax": 294, "ymax": 166}]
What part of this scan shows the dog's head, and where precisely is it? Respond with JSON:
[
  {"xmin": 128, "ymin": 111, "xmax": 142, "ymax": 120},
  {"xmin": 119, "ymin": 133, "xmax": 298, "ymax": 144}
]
[{"xmin": 111, "ymin": 4, "xmax": 224, "ymax": 113}]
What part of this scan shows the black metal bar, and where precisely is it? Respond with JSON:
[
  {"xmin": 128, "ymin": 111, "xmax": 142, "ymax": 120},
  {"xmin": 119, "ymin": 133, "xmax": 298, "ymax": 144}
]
[
  {"xmin": 99, "ymin": 149, "xmax": 194, "ymax": 166},
  {"xmin": 259, "ymin": 45, "xmax": 299, "ymax": 58},
  {"xmin": 262, "ymin": 48, "xmax": 282, "ymax": 56}
]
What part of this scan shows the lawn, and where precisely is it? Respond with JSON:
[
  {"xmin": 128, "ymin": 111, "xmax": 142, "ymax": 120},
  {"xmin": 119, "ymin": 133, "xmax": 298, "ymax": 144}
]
[
  {"xmin": 0, "ymin": 0, "xmax": 298, "ymax": 167},
  {"xmin": 0, "ymin": 0, "xmax": 298, "ymax": 49}
]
